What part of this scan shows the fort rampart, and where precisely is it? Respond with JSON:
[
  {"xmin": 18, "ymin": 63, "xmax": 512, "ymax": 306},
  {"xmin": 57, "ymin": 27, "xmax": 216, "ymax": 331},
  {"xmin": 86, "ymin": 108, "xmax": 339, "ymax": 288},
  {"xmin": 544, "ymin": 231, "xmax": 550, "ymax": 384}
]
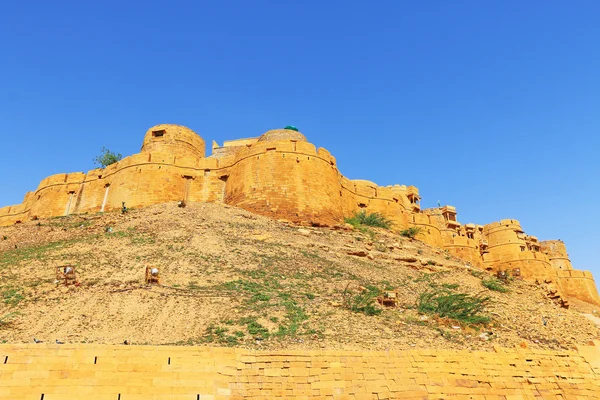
[{"xmin": 0, "ymin": 124, "xmax": 598, "ymax": 306}]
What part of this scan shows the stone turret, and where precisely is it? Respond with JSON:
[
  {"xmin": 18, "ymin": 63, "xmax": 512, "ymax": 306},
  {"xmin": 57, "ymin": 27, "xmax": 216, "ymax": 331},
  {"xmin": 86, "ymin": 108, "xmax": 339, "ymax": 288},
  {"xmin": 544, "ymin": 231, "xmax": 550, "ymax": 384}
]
[{"xmin": 141, "ymin": 124, "xmax": 206, "ymax": 159}]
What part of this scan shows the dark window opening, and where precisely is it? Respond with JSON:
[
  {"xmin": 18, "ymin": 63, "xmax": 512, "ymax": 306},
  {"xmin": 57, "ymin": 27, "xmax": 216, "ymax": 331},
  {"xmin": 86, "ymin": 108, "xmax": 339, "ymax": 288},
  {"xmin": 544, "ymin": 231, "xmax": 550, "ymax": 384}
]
[
  {"xmin": 152, "ymin": 130, "xmax": 166, "ymax": 137},
  {"xmin": 358, "ymin": 203, "xmax": 367, "ymax": 208}
]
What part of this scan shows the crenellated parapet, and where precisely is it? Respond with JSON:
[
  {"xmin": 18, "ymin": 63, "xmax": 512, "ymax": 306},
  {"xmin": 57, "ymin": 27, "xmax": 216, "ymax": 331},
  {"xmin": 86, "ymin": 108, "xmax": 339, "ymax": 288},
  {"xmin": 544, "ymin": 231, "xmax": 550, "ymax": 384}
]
[{"xmin": 0, "ymin": 123, "xmax": 598, "ymax": 306}]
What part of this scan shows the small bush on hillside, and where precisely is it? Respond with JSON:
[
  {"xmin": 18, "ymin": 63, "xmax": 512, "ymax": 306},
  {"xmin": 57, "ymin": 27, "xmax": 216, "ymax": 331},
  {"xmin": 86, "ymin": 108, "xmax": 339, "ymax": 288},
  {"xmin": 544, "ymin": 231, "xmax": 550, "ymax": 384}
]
[
  {"xmin": 482, "ymin": 278, "xmax": 509, "ymax": 293},
  {"xmin": 345, "ymin": 211, "xmax": 392, "ymax": 229},
  {"xmin": 343, "ymin": 285, "xmax": 382, "ymax": 316},
  {"xmin": 469, "ymin": 269, "xmax": 484, "ymax": 278},
  {"xmin": 417, "ymin": 289, "xmax": 490, "ymax": 326},
  {"xmin": 400, "ymin": 226, "xmax": 422, "ymax": 238}
]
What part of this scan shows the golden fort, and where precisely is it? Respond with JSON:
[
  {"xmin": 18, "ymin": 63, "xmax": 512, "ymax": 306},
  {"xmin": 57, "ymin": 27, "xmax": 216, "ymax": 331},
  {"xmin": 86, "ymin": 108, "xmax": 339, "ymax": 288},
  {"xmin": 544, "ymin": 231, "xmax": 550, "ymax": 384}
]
[
  {"xmin": 1, "ymin": 124, "xmax": 598, "ymax": 306},
  {"xmin": 2, "ymin": 124, "xmax": 600, "ymax": 400}
]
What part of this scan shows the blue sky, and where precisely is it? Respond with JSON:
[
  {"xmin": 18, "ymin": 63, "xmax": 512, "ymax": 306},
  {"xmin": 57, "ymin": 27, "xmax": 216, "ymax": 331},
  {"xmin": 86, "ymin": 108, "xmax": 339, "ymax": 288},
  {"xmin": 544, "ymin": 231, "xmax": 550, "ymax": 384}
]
[{"xmin": 1, "ymin": 1, "xmax": 599, "ymax": 278}]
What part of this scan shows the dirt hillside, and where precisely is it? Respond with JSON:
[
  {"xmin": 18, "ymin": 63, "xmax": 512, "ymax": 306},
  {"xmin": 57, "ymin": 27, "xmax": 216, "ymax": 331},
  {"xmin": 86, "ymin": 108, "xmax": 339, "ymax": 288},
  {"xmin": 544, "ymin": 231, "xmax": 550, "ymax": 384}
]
[{"xmin": 0, "ymin": 202, "xmax": 598, "ymax": 352}]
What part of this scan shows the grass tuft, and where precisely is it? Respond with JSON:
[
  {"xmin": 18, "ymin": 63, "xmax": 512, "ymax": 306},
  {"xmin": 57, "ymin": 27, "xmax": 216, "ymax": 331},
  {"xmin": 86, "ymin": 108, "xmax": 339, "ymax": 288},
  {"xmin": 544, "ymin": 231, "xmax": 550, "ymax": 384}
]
[
  {"xmin": 482, "ymin": 278, "xmax": 509, "ymax": 293},
  {"xmin": 400, "ymin": 226, "xmax": 422, "ymax": 238},
  {"xmin": 344, "ymin": 285, "xmax": 382, "ymax": 316}
]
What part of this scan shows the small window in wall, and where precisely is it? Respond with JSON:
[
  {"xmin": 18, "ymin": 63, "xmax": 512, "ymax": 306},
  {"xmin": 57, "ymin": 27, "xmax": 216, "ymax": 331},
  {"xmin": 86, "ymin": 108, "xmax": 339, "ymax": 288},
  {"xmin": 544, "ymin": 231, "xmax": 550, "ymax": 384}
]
[
  {"xmin": 520, "ymin": 246, "xmax": 526, "ymax": 252},
  {"xmin": 152, "ymin": 130, "xmax": 166, "ymax": 138},
  {"xmin": 358, "ymin": 203, "xmax": 367, "ymax": 208}
]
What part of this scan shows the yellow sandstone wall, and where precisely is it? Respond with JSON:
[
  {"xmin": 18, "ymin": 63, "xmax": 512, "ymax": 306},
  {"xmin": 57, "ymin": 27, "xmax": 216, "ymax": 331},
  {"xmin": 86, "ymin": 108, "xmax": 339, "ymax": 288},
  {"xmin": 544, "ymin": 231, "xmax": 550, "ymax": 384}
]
[
  {"xmin": 0, "ymin": 123, "xmax": 598, "ymax": 306},
  {"xmin": 483, "ymin": 220, "xmax": 554, "ymax": 277},
  {"xmin": 541, "ymin": 240, "xmax": 574, "ymax": 271},
  {"xmin": 1, "ymin": 343, "xmax": 599, "ymax": 399},
  {"xmin": 224, "ymin": 131, "xmax": 344, "ymax": 226}
]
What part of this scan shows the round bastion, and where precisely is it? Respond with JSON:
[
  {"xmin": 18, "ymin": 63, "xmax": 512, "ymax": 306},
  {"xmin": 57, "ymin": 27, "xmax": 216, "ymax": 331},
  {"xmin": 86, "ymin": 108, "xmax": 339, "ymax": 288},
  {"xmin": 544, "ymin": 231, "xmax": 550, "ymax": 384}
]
[
  {"xmin": 141, "ymin": 124, "xmax": 206, "ymax": 159},
  {"xmin": 257, "ymin": 129, "xmax": 307, "ymax": 143}
]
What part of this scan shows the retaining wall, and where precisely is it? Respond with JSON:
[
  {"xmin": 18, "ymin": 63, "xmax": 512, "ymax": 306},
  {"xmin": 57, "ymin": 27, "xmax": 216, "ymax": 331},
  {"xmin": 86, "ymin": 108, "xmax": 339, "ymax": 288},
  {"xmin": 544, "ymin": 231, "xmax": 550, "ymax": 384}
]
[{"xmin": 1, "ymin": 343, "xmax": 599, "ymax": 399}]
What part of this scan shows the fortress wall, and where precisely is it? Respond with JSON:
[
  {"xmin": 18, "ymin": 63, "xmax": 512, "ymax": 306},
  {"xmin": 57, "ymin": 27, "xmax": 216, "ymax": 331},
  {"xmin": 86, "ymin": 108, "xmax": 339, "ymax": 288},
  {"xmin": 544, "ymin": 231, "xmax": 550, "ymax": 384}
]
[
  {"xmin": 443, "ymin": 236, "xmax": 483, "ymax": 268},
  {"xmin": 339, "ymin": 179, "xmax": 412, "ymax": 230},
  {"xmin": 26, "ymin": 172, "xmax": 88, "ymax": 219},
  {"xmin": 483, "ymin": 220, "xmax": 560, "ymax": 279},
  {"xmin": 0, "ymin": 191, "xmax": 35, "ymax": 224},
  {"xmin": 224, "ymin": 141, "xmax": 344, "ymax": 225},
  {"xmin": 484, "ymin": 250, "xmax": 554, "ymax": 277},
  {"xmin": 0, "ymin": 205, "xmax": 28, "ymax": 225},
  {"xmin": 541, "ymin": 240, "xmax": 574, "ymax": 271},
  {"xmin": 102, "ymin": 163, "xmax": 186, "ymax": 211},
  {"xmin": 556, "ymin": 270, "xmax": 600, "ymax": 306},
  {"xmin": 223, "ymin": 137, "xmax": 259, "ymax": 147},
  {"xmin": 316, "ymin": 147, "xmax": 336, "ymax": 166},
  {"xmin": 1, "ymin": 124, "xmax": 599, "ymax": 308},
  {"xmin": 410, "ymin": 213, "xmax": 444, "ymax": 247},
  {"xmin": 1, "ymin": 343, "xmax": 599, "ymax": 399},
  {"xmin": 0, "ymin": 150, "xmax": 221, "ymax": 222}
]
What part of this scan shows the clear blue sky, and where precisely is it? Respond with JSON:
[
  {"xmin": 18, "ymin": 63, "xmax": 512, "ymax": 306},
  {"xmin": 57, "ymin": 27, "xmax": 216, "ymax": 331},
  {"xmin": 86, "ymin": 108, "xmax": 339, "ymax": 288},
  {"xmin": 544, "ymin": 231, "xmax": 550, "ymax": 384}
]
[{"xmin": 1, "ymin": 1, "xmax": 599, "ymax": 278}]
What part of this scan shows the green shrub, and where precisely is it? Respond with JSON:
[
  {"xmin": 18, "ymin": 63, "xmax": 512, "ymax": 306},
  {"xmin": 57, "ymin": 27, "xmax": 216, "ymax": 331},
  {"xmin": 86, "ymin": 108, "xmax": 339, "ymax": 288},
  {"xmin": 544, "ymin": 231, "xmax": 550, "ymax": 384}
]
[
  {"xmin": 441, "ymin": 283, "xmax": 459, "ymax": 290},
  {"xmin": 93, "ymin": 147, "xmax": 122, "ymax": 168},
  {"xmin": 482, "ymin": 278, "xmax": 509, "ymax": 293},
  {"xmin": 344, "ymin": 285, "xmax": 382, "ymax": 316},
  {"xmin": 469, "ymin": 269, "xmax": 484, "ymax": 278},
  {"xmin": 345, "ymin": 211, "xmax": 392, "ymax": 229},
  {"xmin": 400, "ymin": 226, "xmax": 422, "ymax": 238},
  {"xmin": 417, "ymin": 289, "xmax": 490, "ymax": 325}
]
